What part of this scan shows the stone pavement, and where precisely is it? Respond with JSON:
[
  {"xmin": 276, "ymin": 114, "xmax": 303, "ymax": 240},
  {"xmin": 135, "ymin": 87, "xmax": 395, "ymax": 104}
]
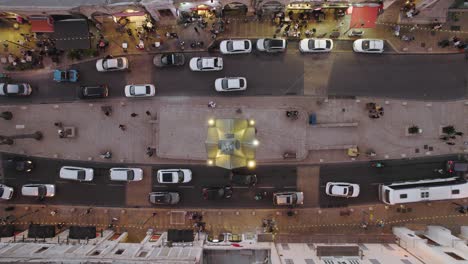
[
  {"xmin": 1, "ymin": 199, "xmax": 467, "ymax": 242},
  {"xmin": 0, "ymin": 97, "xmax": 466, "ymax": 165}
]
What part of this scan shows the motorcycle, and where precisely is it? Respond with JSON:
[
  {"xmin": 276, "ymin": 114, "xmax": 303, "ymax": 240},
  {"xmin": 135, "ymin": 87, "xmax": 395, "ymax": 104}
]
[{"xmin": 370, "ymin": 161, "xmax": 384, "ymax": 168}]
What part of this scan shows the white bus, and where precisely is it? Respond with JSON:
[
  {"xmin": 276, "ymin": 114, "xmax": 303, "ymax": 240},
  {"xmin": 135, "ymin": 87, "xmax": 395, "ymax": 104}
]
[{"xmin": 378, "ymin": 177, "xmax": 468, "ymax": 205}]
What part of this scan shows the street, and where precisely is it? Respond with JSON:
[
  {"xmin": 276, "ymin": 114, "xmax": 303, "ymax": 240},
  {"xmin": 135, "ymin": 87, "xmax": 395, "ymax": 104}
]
[
  {"xmin": 1, "ymin": 153, "xmax": 461, "ymax": 209},
  {"xmin": 1, "ymin": 41, "xmax": 466, "ymax": 105}
]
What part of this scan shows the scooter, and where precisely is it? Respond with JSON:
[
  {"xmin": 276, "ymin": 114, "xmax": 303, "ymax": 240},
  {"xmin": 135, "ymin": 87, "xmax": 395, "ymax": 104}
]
[
  {"xmin": 370, "ymin": 161, "xmax": 384, "ymax": 168},
  {"xmin": 348, "ymin": 29, "xmax": 364, "ymax": 37}
]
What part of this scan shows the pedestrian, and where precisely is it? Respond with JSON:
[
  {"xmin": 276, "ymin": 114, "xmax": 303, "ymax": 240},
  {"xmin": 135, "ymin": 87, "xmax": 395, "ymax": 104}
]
[
  {"xmin": 131, "ymin": 113, "xmax": 138, "ymax": 117},
  {"xmin": 194, "ymin": 26, "xmax": 199, "ymax": 34},
  {"xmin": 118, "ymin": 124, "xmax": 126, "ymax": 131},
  {"xmin": 54, "ymin": 122, "xmax": 63, "ymax": 127},
  {"xmin": 105, "ymin": 111, "xmax": 110, "ymax": 116},
  {"xmin": 85, "ymin": 208, "xmax": 92, "ymax": 215},
  {"xmin": 145, "ymin": 110, "xmax": 151, "ymax": 116},
  {"xmin": 446, "ymin": 142, "xmax": 456, "ymax": 145}
]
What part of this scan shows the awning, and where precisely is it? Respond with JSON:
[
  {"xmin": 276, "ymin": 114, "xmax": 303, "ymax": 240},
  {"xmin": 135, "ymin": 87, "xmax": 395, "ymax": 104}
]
[
  {"xmin": 28, "ymin": 224, "xmax": 55, "ymax": 238},
  {"xmin": 167, "ymin": 229, "xmax": 194, "ymax": 242},
  {"xmin": 349, "ymin": 6, "xmax": 380, "ymax": 28},
  {"xmin": 69, "ymin": 226, "xmax": 97, "ymax": 239},
  {"xmin": 51, "ymin": 19, "xmax": 90, "ymax": 50},
  {"xmin": 30, "ymin": 17, "xmax": 54, "ymax": 32},
  {"xmin": 113, "ymin": 11, "xmax": 146, "ymax": 17}
]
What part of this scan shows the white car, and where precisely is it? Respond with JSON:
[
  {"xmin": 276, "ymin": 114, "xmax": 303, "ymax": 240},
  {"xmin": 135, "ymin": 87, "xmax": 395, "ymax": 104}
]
[
  {"xmin": 60, "ymin": 166, "xmax": 94, "ymax": 182},
  {"xmin": 299, "ymin": 38, "xmax": 333, "ymax": 53},
  {"xmin": 21, "ymin": 184, "xmax": 55, "ymax": 198},
  {"xmin": 215, "ymin": 77, "xmax": 247, "ymax": 92},
  {"xmin": 220, "ymin": 39, "xmax": 252, "ymax": 54},
  {"xmin": 157, "ymin": 169, "xmax": 192, "ymax": 184},
  {"xmin": 353, "ymin": 39, "xmax": 384, "ymax": 53},
  {"xmin": 0, "ymin": 83, "xmax": 32, "ymax": 96},
  {"xmin": 325, "ymin": 182, "xmax": 360, "ymax": 198},
  {"xmin": 189, "ymin": 57, "xmax": 223, "ymax": 71},
  {"xmin": 124, "ymin": 84, "xmax": 156, "ymax": 97},
  {"xmin": 0, "ymin": 184, "xmax": 14, "ymax": 200},
  {"xmin": 110, "ymin": 168, "xmax": 143, "ymax": 181},
  {"xmin": 256, "ymin": 38, "xmax": 287, "ymax": 53},
  {"xmin": 96, "ymin": 57, "xmax": 129, "ymax": 72},
  {"xmin": 273, "ymin": 192, "xmax": 304, "ymax": 205}
]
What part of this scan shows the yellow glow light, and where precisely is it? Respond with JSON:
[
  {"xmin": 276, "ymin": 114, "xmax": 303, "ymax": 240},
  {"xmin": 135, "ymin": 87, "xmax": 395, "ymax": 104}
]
[
  {"xmin": 249, "ymin": 119, "xmax": 255, "ymax": 126},
  {"xmin": 252, "ymin": 139, "xmax": 259, "ymax": 146},
  {"xmin": 208, "ymin": 119, "xmax": 215, "ymax": 126},
  {"xmin": 207, "ymin": 159, "xmax": 214, "ymax": 166},
  {"xmin": 247, "ymin": 160, "xmax": 256, "ymax": 168}
]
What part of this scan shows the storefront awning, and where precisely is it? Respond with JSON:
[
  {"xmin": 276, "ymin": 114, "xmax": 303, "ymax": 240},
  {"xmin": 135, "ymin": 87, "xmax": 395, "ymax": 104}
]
[
  {"xmin": 349, "ymin": 6, "xmax": 380, "ymax": 28},
  {"xmin": 113, "ymin": 11, "xmax": 146, "ymax": 17},
  {"xmin": 30, "ymin": 17, "xmax": 54, "ymax": 32},
  {"xmin": 51, "ymin": 19, "xmax": 90, "ymax": 50}
]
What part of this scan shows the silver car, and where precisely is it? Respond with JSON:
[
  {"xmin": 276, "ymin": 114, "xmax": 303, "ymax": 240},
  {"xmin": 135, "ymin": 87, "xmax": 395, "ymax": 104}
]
[
  {"xmin": 0, "ymin": 83, "xmax": 32, "ymax": 96},
  {"xmin": 149, "ymin": 192, "xmax": 180, "ymax": 205}
]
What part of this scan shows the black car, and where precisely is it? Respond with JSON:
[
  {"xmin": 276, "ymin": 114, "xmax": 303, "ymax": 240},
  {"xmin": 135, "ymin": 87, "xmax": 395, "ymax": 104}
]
[
  {"xmin": 5, "ymin": 158, "xmax": 34, "ymax": 172},
  {"xmin": 149, "ymin": 192, "xmax": 180, "ymax": 205},
  {"xmin": 202, "ymin": 186, "xmax": 233, "ymax": 200},
  {"xmin": 79, "ymin": 85, "xmax": 108, "ymax": 99},
  {"xmin": 230, "ymin": 173, "xmax": 257, "ymax": 186},
  {"xmin": 153, "ymin": 53, "xmax": 185, "ymax": 67}
]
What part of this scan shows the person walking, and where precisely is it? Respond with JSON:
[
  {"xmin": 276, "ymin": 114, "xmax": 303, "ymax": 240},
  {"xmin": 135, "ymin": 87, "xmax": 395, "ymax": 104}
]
[{"xmin": 194, "ymin": 26, "xmax": 199, "ymax": 34}]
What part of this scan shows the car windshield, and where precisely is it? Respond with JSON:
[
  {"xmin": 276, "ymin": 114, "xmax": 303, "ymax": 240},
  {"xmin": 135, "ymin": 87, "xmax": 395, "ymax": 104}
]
[
  {"xmin": 116, "ymin": 58, "xmax": 123, "ymax": 67},
  {"xmin": 130, "ymin": 86, "xmax": 136, "ymax": 95},
  {"xmin": 348, "ymin": 186, "xmax": 354, "ymax": 195},
  {"xmin": 0, "ymin": 188, "xmax": 4, "ymax": 197},
  {"xmin": 102, "ymin": 60, "xmax": 110, "ymax": 69},
  {"xmin": 239, "ymin": 79, "xmax": 244, "ymax": 87},
  {"xmin": 362, "ymin": 40, "xmax": 371, "ymax": 50},
  {"xmin": 227, "ymin": 41, "xmax": 234, "ymax": 51},
  {"xmin": 197, "ymin": 59, "xmax": 203, "ymax": 69},
  {"xmin": 127, "ymin": 170, "xmax": 135, "ymax": 180},
  {"xmin": 267, "ymin": 39, "xmax": 283, "ymax": 49},
  {"xmin": 326, "ymin": 41, "xmax": 332, "ymax": 49},
  {"xmin": 77, "ymin": 170, "xmax": 86, "ymax": 180},
  {"xmin": 38, "ymin": 186, "xmax": 46, "ymax": 196},
  {"xmin": 308, "ymin": 40, "xmax": 315, "ymax": 50},
  {"xmin": 162, "ymin": 54, "xmax": 173, "ymax": 65},
  {"xmin": 177, "ymin": 171, "xmax": 184, "ymax": 183},
  {"xmin": 154, "ymin": 194, "xmax": 170, "ymax": 203},
  {"xmin": 222, "ymin": 79, "xmax": 229, "ymax": 88},
  {"xmin": 146, "ymin": 86, "xmax": 151, "ymax": 94}
]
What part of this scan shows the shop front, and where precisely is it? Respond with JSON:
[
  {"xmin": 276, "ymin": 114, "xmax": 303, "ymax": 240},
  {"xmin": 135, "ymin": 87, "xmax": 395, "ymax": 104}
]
[
  {"xmin": 285, "ymin": 2, "xmax": 349, "ymax": 22},
  {"xmin": 178, "ymin": 1, "xmax": 221, "ymax": 20}
]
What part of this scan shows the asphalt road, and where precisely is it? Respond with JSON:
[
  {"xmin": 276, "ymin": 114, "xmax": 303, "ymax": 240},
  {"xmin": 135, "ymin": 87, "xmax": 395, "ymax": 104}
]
[
  {"xmin": 1, "ymin": 153, "xmax": 464, "ymax": 209},
  {"xmin": 0, "ymin": 153, "xmax": 297, "ymax": 209},
  {"xmin": 318, "ymin": 154, "xmax": 461, "ymax": 208},
  {"xmin": 1, "ymin": 42, "xmax": 466, "ymax": 105}
]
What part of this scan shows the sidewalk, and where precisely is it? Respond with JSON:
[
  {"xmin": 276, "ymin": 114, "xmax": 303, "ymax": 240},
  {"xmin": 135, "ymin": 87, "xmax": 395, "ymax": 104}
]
[
  {"xmin": 1, "ymin": 200, "xmax": 467, "ymax": 242},
  {"xmin": 0, "ymin": 97, "xmax": 466, "ymax": 165}
]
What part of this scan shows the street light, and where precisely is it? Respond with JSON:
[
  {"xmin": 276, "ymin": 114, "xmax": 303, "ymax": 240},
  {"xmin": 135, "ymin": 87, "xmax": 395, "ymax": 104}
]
[
  {"xmin": 248, "ymin": 119, "xmax": 255, "ymax": 126},
  {"xmin": 207, "ymin": 159, "xmax": 214, "ymax": 166},
  {"xmin": 208, "ymin": 119, "xmax": 215, "ymax": 126},
  {"xmin": 247, "ymin": 160, "xmax": 256, "ymax": 168}
]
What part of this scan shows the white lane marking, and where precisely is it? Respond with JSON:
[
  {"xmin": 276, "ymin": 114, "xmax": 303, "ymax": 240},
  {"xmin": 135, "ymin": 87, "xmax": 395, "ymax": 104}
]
[
  {"xmin": 179, "ymin": 186, "xmax": 195, "ymax": 188},
  {"xmin": 257, "ymin": 186, "xmax": 275, "ymax": 189}
]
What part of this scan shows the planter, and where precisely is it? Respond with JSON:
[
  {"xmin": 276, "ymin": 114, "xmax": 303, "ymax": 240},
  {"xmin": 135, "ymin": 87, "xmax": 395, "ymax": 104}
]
[{"xmin": 406, "ymin": 125, "xmax": 422, "ymax": 136}]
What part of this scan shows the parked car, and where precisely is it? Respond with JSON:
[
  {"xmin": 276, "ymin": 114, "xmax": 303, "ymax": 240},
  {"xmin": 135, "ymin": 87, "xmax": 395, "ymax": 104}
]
[
  {"xmin": 207, "ymin": 233, "xmax": 225, "ymax": 243},
  {"xmin": 53, "ymin": 69, "xmax": 78, "ymax": 82},
  {"xmin": 59, "ymin": 166, "xmax": 94, "ymax": 182},
  {"xmin": 110, "ymin": 168, "xmax": 143, "ymax": 181},
  {"xmin": 0, "ymin": 83, "xmax": 32, "ymax": 97},
  {"xmin": 96, "ymin": 57, "xmax": 129, "ymax": 72},
  {"xmin": 21, "ymin": 184, "xmax": 55, "ymax": 198},
  {"xmin": 124, "ymin": 84, "xmax": 156, "ymax": 97},
  {"xmin": 215, "ymin": 77, "xmax": 247, "ymax": 92},
  {"xmin": 353, "ymin": 39, "xmax": 384, "ymax": 53},
  {"xmin": 299, "ymin": 38, "xmax": 333, "ymax": 53},
  {"xmin": 78, "ymin": 85, "xmax": 108, "ymax": 99},
  {"xmin": 4, "ymin": 158, "xmax": 34, "ymax": 172},
  {"xmin": 153, "ymin": 53, "xmax": 185, "ymax": 67},
  {"xmin": 189, "ymin": 57, "xmax": 223, "ymax": 71},
  {"xmin": 156, "ymin": 169, "xmax": 192, "ymax": 183},
  {"xmin": 256, "ymin": 38, "xmax": 287, "ymax": 53},
  {"xmin": 220, "ymin": 39, "xmax": 252, "ymax": 54},
  {"xmin": 0, "ymin": 184, "xmax": 14, "ymax": 200},
  {"xmin": 273, "ymin": 191, "xmax": 304, "ymax": 205},
  {"xmin": 149, "ymin": 192, "xmax": 180, "ymax": 205},
  {"xmin": 202, "ymin": 186, "xmax": 233, "ymax": 200},
  {"xmin": 325, "ymin": 182, "xmax": 360, "ymax": 198},
  {"xmin": 446, "ymin": 160, "xmax": 468, "ymax": 174},
  {"xmin": 230, "ymin": 173, "xmax": 257, "ymax": 186}
]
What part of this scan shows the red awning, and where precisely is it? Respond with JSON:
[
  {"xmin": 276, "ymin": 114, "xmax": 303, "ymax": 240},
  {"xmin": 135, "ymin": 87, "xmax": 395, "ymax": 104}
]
[
  {"xmin": 349, "ymin": 6, "xmax": 379, "ymax": 28},
  {"xmin": 31, "ymin": 19, "xmax": 54, "ymax": 32},
  {"xmin": 113, "ymin": 11, "xmax": 146, "ymax": 17}
]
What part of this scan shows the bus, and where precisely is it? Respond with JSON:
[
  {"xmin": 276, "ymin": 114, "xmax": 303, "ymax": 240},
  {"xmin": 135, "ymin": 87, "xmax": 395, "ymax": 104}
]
[{"xmin": 378, "ymin": 177, "xmax": 468, "ymax": 205}]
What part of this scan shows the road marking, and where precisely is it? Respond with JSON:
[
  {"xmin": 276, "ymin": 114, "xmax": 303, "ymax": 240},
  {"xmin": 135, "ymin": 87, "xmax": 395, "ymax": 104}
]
[
  {"xmin": 232, "ymin": 186, "xmax": 248, "ymax": 189},
  {"xmin": 153, "ymin": 185, "xmax": 169, "ymax": 188},
  {"xmin": 257, "ymin": 186, "xmax": 275, "ymax": 189},
  {"xmin": 83, "ymin": 183, "xmax": 97, "ymax": 186},
  {"xmin": 178, "ymin": 186, "xmax": 195, "ymax": 189}
]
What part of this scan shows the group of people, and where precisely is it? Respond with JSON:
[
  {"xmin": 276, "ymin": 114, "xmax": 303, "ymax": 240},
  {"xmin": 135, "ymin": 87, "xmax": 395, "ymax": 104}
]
[{"xmin": 366, "ymin": 102, "xmax": 384, "ymax": 119}]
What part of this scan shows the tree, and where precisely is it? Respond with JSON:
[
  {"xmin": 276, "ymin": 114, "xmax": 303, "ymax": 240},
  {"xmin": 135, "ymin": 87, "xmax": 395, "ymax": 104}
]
[{"xmin": 442, "ymin": 125, "xmax": 456, "ymax": 135}]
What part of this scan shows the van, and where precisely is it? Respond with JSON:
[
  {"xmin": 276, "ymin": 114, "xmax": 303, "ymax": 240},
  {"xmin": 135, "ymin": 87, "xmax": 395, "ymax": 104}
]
[
  {"xmin": 110, "ymin": 168, "xmax": 143, "ymax": 181},
  {"xmin": 21, "ymin": 184, "xmax": 55, "ymax": 197},
  {"xmin": 60, "ymin": 166, "xmax": 94, "ymax": 181}
]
